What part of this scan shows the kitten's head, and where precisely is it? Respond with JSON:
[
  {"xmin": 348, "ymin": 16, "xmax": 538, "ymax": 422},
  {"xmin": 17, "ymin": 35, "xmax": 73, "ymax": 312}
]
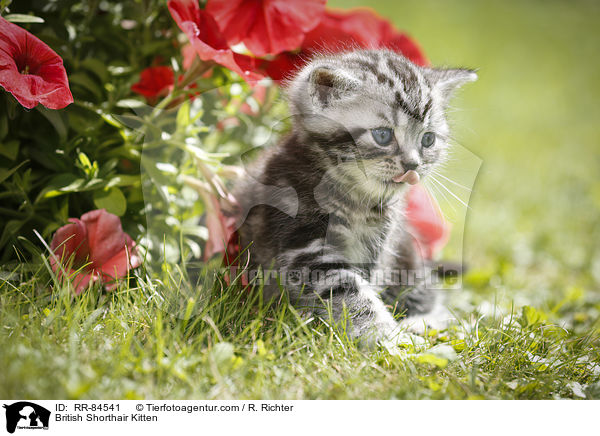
[{"xmin": 287, "ymin": 50, "xmax": 476, "ymax": 198}]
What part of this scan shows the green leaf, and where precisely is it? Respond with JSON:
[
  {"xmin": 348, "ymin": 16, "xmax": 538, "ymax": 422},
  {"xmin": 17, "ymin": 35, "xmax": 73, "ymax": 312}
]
[
  {"xmin": 78, "ymin": 152, "xmax": 92, "ymax": 170},
  {"xmin": 0, "ymin": 160, "xmax": 28, "ymax": 185},
  {"xmin": 0, "ymin": 0, "xmax": 13, "ymax": 15},
  {"xmin": 176, "ymin": 100, "xmax": 190, "ymax": 130},
  {"xmin": 520, "ymin": 306, "xmax": 547, "ymax": 327},
  {"xmin": 68, "ymin": 73, "xmax": 103, "ymax": 100},
  {"xmin": 93, "ymin": 187, "xmax": 127, "ymax": 216},
  {"xmin": 107, "ymin": 64, "xmax": 134, "ymax": 76},
  {"xmin": 36, "ymin": 106, "xmax": 68, "ymax": 142},
  {"xmin": 0, "ymin": 139, "xmax": 19, "ymax": 161},
  {"xmin": 105, "ymin": 175, "xmax": 140, "ymax": 188},
  {"xmin": 0, "ymin": 113, "xmax": 8, "ymax": 140},
  {"xmin": 416, "ymin": 354, "xmax": 448, "ymax": 368},
  {"xmin": 37, "ymin": 173, "xmax": 84, "ymax": 200},
  {"xmin": 0, "ymin": 220, "xmax": 24, "ymax": 249},
  {"xmin": 4, "ymin": 13, "xmax": 44, "ymax": 23},
  {"xmin": 80, "ymin": 58, "xmax": 109, "ymax": 84},
  {"xmin": 116, "ymin": 99, "xmax": 147, "ymax": 109},
  {"xmin": 68, "ymin": 105, "xmax": 103, "ymax": 133}
]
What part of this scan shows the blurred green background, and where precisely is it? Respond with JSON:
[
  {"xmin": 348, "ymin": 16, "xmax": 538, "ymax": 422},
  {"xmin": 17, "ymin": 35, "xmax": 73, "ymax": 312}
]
[{"xmin": 333, "ymin": 0, "xmax": 600, "ymax": 305}]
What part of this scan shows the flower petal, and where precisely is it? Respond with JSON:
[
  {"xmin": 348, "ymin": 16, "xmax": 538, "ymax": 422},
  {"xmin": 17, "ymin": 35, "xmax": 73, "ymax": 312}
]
[
  {"xmin": 80, "ymin": 209, "xmax": 133, "ymax": 269},
  {"xmin": 99, "ymin": 241, "xmax": 141, "ymax": 283},
  {"xmin": 263, "ymin": 8, "xmax": 428, "ymax": 80},
  {"xmin": 49, "ymin": 218, "xmax": 89, "ymax": 268},
  {"xmin": 71, "ymin": 270, "xmax": 96, "ymax": 295},
  {"xmin": 181, "ymin": 43, "xmax": 197, "ymax": 70},
  {"xmin": 202, "ymin": 195, "xmax": 237, "ymax": 261},
  {"xmin": 302, "ymin": 8, "xmax": 428, "ymax": 66},
  {"xmin": 168, "ymin": 0, "xmax": 264, "ymax": 82},
  {"xmin": 50, "ymin": 265, "xmax": 96, "ymax": 295},
  {"xmin": 206, "ymin": 0, "xmax": 326, "ymax": 56}
]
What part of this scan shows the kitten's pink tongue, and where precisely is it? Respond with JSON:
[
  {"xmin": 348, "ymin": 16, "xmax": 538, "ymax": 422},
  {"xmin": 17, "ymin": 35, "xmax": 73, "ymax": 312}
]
[{"xmin": 392, "ymin": 170, "xmax": 420, "ymax": 185}]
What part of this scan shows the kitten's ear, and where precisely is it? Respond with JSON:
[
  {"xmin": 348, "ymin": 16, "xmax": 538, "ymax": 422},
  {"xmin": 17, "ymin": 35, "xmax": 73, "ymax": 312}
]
[
  {"xmin": 429, "ymin": 68, "xmax": 477, "ymax": 103},
  {"xmin": 308, "ymin": 66, "xmax": 360, "ymax": 107}
]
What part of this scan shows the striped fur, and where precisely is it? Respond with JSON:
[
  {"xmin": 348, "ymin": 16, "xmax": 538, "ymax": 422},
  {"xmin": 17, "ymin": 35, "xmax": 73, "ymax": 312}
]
[{"xmin": 234, "ymin": 50, "xmax": 476, "ymax": 345}]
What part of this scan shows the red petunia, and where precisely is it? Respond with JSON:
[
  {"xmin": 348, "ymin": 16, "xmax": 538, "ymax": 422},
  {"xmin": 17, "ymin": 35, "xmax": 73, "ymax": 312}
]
[
  {"xmin": 265, "ymin": 8, "xmax": 428, "ymax": 81},
  {"xmin": 205, "ymin": 0, "xmax": 326, "ymax": 57},
  {"xmin": 405, "ymin": 184, "xmax": 450, "ymax": 260},
  {"xmin": 131, "ymin": 66, "xmax": 174, "ymax": 99},
  {"xmin": 0, "ymin": 16, "xmax": 73, "ymax": 109},
  {"xmin": 167, "ymin": 0, "xmax": 264, "ymax": 82},
  {"xmin": 50, "ymin": 209, "xmax": 141, "ymax": 294}
]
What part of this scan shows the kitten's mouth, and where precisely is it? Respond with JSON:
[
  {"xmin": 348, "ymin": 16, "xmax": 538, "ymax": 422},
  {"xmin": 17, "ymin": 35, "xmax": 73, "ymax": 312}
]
[{"xmin": 391, "ymin": 170, "xmax": 420, "ymax": 185}]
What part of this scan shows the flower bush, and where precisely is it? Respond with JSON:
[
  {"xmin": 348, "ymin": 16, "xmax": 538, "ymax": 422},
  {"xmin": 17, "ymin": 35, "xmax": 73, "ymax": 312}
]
[{"xmin": 0, "ymin": 0, "xmax": 447, "ymax": 291}]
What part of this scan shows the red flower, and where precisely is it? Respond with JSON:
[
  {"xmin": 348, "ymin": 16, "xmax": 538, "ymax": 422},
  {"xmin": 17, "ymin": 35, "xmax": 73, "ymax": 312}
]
[
  {"xmin": 265, "ymin": 8, "xmax": 427, "ymax": 80},
  {"xmin": 0, "ymin": 16, "xmax": 73, "ymax": 109},
  {"xmin": 405, "ymin": 184, "xmax": 450, "ymax": 260},
  {"xmin": 131, "ymin": 66, "xmax": 174, "ymax": 99},
  {"xmin": 50, "ymin": 209, "xmax": 141, "ymax": 294},
  {"xmin": 167, "ymin": 0, "xmax": 264, "ymax": 82},
  {"xmin": 205, "ymin": 0, "xmax": 326, "ymax": 57}
]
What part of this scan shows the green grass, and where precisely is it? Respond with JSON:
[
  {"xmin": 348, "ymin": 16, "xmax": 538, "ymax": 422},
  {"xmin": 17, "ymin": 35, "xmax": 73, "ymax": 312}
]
[
  {"xmin": 1, "ymin": 0, "xmax": 600, "ymax": 399},
  {"xmin": 0, "ymin": 260, "xmax": 598, "ymax": 399}
]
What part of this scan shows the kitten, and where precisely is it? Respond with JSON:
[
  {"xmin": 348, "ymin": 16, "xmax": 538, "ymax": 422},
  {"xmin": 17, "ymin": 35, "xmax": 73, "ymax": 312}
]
[{"xmin": 234, "ymin": 49, "xmax": 476, "ymax": 346}]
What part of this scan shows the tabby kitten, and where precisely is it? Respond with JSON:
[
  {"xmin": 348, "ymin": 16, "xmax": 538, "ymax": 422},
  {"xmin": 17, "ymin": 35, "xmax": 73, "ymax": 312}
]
[{"xmin": 234, "ymin": 49, "xmax": 476, "ymax": 346}]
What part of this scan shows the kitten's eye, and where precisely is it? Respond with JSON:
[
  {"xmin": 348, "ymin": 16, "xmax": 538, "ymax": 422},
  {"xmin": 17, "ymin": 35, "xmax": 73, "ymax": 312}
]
[
  {"xmin": 421, "ymin": 132, "xmax": 436, "ymax": 148},
  {"xmin": 371, "ymin": 127, "xmax": 394, "ymax": 146}
]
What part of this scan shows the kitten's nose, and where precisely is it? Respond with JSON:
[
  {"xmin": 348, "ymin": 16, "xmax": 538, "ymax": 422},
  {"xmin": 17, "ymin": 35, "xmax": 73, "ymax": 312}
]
[{"xmin": 402, "ymin": 161, "xmax": 419, "ymax": 171}]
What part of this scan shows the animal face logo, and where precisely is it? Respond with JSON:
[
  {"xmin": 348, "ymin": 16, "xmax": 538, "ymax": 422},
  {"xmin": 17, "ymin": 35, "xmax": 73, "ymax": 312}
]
[{"xmin": 2, "ymin": 402, "xmax": 50, "ymax": 434}]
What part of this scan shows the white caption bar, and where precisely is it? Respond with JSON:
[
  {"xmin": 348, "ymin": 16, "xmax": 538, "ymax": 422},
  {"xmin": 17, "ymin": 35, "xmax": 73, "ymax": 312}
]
[{"xmin": 0, "ymin": 400, "xmax": 594, "ymax": 435}]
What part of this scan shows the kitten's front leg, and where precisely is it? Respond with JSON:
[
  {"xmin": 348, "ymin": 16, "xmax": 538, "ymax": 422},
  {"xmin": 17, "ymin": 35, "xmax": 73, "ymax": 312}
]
[
  {"xmin": 278, "ymin": 242, "xmax": 401, "ymax": 346},
  {"xmin": 376, "ymin": 224, "xmax": 448, "ymax": 333}
]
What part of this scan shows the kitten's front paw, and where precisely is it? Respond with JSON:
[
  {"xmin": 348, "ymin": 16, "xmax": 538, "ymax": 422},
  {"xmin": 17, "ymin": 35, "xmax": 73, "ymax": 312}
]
[
  {"xmin": 357, "ymin": 320, "xmax": 427, "ymax": 355},
  {"xmin": 379, "ymin": 330, "xmax": 427, "ymax": 356},
  {"xmin": 399, "ymin": 306, "xmax": 454, "ymax": 334}
]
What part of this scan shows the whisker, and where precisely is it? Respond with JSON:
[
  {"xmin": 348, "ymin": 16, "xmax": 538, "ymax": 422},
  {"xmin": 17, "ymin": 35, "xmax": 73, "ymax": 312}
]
[
  {"xmin": 428, "ymin": 176, "xmax": 470, "ymax": 209},
  {"xmin": 430, "ymin": 170, "xmax": 472, "ymax": 192},
  {"xmin": 425, "ymin": 177, "xmax": 457, "ymax": 215}
]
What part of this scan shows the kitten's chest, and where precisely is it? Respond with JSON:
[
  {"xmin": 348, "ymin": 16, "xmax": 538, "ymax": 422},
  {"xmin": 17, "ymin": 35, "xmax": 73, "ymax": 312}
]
[{"xmin": 336, "ymin": 209, "xmax": 391, "ymax": 265}]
